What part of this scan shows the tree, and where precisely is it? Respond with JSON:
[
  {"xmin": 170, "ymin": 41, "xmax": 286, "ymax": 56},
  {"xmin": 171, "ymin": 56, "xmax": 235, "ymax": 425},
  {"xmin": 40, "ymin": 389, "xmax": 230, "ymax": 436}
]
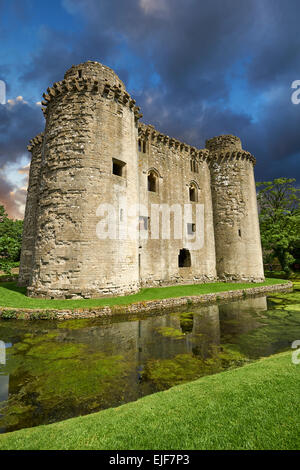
[
  {"xmin": 256, "ymin": 178, "xmax": 300, "ymax": 275},
  {"xmin": 0, "ymin": 205, "xmax": 23, "ymax": 274}
]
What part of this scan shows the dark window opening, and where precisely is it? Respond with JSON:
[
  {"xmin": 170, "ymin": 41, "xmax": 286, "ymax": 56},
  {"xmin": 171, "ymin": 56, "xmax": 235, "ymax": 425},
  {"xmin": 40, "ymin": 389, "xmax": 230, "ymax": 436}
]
[
  {"xmin": 178, "ymin": 248, "xmax": 191, "ymax": 268},
  {"xmin": 112, "ymin": 158, "xmax": 126, "ymax": 177},
  {"xmin": 187, "ymin": 223, "xmax": 196, "ymax": 235},
  {"xmin": 148, "ymin": 171, "xmax": 157, "ymax": 192},
  {"xmin": 78, "ymin": 70, "xmax": 82, "ymax": 78},
  {"xmin": 238, "ymin": 229, "xmax": 242, "ymax": 237},
  {"xmin": 189, "ymin": 186, "xmax": 197, "ymax": 202},
  {"xmin": 190, "ymin": 159, "xmax": 199, "ymax": 173},
  {"xmin": 139, "ymin": 216, "xmax": 149, "ymax": 230},
  {"xmin": 138, "ymin": 139, "xmax": 147, "ymax": 153}
]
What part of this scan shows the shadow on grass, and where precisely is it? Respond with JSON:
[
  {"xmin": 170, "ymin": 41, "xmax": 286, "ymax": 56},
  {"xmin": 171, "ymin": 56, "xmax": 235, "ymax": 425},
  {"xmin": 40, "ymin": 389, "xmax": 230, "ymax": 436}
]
[{"xmin": 0, "ymin": 282, "xmax": 27, "ymax": 296}]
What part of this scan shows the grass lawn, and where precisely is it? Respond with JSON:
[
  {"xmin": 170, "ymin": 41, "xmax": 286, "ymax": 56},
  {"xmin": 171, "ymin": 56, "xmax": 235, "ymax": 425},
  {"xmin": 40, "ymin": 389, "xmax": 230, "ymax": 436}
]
[
  {"xmin": 0, "ymin": 278, "xmax": 289, "ymax": 310},
  {"xmin": 0, "ymin": 350, "xmax": 298, "ymax": 450}
]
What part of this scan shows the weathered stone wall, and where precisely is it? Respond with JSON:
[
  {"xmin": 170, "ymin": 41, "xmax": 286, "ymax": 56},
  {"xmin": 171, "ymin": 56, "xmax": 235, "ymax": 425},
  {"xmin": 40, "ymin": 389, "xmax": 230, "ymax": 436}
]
[
  {"xmin": 207, "ymin": 135, "xmax": 264, "ymax": 282},
  {"xmin": 18, "ymin": 133, "xmax": 44, "ymax": 286},
  {"xmin": 20, "ymin": 60, "xmax": 265, "ymax": 299},
  {"xmin": 137, "ymin": 123, "xmax": 217, "ymax": 287},
  {"xmin": 27, "ymin": 62, "xmax": 142, "ymax": 298}
]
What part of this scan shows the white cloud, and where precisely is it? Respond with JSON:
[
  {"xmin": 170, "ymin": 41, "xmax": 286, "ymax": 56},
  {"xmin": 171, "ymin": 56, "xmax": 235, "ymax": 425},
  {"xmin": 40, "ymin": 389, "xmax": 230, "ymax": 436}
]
[
  {"xmin": 139, "ymin": 0, "xmax": 169, "ymax": 15},
  {"xmin": 7, "ymin": 96, "xmax": 28, "ymax": 107},
  {"xmin": 0, "ymin": 156, "xmax": 30, "ymax": 219}
]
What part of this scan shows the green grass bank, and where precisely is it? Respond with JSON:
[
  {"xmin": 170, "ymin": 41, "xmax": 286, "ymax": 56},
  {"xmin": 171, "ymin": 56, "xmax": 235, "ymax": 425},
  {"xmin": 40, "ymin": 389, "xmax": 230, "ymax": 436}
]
[
  {"xmin": 0, "ymin": 350, "xmax": 299, "ymax": 450},
  {"xmin": 0, "ymin": 278, "xmax": 290, "ymax": 310}
]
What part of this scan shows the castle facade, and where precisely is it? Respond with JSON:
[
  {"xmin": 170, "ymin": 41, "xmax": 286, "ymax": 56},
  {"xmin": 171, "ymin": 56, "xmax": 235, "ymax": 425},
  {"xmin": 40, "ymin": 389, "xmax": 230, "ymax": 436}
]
[{"xmin": 19, "ymin": 61, "xmax": 264, "ymax": 299}]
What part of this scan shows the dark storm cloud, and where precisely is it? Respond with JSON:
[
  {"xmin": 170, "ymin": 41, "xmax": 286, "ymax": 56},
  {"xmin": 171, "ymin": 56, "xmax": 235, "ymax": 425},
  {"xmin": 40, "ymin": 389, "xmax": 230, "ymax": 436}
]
[
  {"xmin": 0, "ymin": 100, "xmax": 44, "ymax": 167},
  {"xmin": 240, "ymin": 87, "xmax": 300, "ymax": 182},
  {"xmin": 23, "ymin": 0, "xmax": 260, "ymax": 100},
  {"xmin": 2, "ymin": 0, "xmax": 300, "ymax": 216},
  {"xmin": 246, "ymin": 1, "xmax": 300, "ymax": 89},
  {"xmin": 137, "ymin": 89, "xmax": 253, "ymax": 147}
]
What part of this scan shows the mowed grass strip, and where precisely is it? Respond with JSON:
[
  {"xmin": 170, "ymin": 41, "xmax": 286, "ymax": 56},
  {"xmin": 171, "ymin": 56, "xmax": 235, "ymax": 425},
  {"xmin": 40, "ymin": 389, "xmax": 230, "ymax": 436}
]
[
  {"xmin": 0, "ymin": 351, "xmax": 299, "ymax": 450},
  {"xmin": 0, "ymin": 278, "xmax": 289, "ymax": 310}
]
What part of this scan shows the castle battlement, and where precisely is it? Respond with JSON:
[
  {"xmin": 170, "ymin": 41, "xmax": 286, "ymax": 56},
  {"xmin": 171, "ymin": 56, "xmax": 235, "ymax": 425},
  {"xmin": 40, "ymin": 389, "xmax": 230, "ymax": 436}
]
[
  {"xmin": 19, "ymin": 61, "xmax": 264, "ymax": 299},
  {"xmin": 41, "ymin": 78, "xmax": 142, "ymax": 120},
  {"xmin": 27, "ymin": 132, "xmax": 44, "ymax": 152},
  {"xmin": 138, "ymin": 122, "xmax": 210, "ymax": 160}
]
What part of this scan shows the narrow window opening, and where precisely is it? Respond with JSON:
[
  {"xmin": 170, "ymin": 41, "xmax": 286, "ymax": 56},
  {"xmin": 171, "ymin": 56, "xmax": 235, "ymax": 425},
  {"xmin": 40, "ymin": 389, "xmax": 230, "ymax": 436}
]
[
  {"xmin": 138, "ymin": 139, "xmax": 142, "ymax": 152},
  {"xmin": 143, "ymin": 141, "xmax": 147, "ymax": 153},
  {"xmin": 238, "ymin": 229, "xmax": 242, "ymax": 237},
  {"xmin": 187, "ymin": 223, "xmax": 196, "ymax": 235},
  {"xmin": 78, "ymin": 70, "xmax": 82, "ymax": 78},
  {"xmin": 189, "ymin": 185, "xmax": 197, "ymax": 202},
  {"xmin": 178, "ymin": 249, "xmax": 191, "ymax": 268},
  {"xmin": 112, "ymin": 158, "xmax": 126, "ymax": 177},
  {"xmin": 148, "ymin": 171, "xmax": 157, "ymax": 192},
  {"xmin": 190, "ymin": 158, "xmax": 199, "ymax": 173},
  {"xmin": 139, "ymin": 216, "xmax": 149, "ymax": 230}
]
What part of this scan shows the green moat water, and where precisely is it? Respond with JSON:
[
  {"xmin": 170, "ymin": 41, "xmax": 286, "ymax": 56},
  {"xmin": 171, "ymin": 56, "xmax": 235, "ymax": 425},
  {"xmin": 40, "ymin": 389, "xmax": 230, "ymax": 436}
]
[{"xmin": 0, "ymin": 286, "xmax": 299, "ymax": 433}]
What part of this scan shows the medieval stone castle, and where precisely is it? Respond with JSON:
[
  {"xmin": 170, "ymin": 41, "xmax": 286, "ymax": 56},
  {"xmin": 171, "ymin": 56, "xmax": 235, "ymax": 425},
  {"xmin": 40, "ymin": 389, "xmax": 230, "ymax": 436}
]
[{"xmin": 19, "ymin": 61, "xmax": 264, "ymax": 299}]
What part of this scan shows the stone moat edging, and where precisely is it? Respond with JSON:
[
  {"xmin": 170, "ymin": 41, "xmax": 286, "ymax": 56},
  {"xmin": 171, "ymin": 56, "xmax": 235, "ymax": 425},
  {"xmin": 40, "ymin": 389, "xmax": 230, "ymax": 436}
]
[{"xmin": 0, "ymin": 281, "xmax": 293, "ymax": 320}]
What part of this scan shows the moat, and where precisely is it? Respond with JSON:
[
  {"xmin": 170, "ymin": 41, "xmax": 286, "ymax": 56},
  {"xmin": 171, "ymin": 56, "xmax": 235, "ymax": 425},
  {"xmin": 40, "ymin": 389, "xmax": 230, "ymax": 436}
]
[{"xmin": 1, "ymin": 291, "xmax": 299, "ymax": 434}]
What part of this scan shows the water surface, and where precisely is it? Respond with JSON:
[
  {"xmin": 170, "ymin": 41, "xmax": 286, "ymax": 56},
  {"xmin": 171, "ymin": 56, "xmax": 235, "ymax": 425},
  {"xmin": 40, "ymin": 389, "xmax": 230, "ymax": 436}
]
[{"xmin": 0, "ymin": 292, "xmax": 299, "ymax": 433}]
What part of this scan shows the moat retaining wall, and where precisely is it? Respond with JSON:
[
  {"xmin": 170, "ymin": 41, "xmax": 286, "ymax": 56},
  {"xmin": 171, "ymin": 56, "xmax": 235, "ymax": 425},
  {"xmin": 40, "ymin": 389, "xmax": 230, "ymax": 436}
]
[{"xmin": 0, "ymin": 282, "xmax": 292, "ymax": 320}]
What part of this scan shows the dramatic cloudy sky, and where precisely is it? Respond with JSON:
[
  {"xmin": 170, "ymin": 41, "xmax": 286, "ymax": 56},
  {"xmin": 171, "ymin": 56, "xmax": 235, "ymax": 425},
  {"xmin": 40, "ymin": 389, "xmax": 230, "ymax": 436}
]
[{"xmin": 0, "ymin": 0, "xmax": 299, "ymax": 218}]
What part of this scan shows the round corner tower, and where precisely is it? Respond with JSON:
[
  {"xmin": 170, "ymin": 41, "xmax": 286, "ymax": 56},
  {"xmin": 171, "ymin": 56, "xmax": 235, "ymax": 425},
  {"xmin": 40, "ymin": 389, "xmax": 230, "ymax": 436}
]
[
  {"xmin": 27, "ymin": 61, "xmax": 142, "ymax": 298},
  {"xmin": 206, "ymin": 135, "xmax": 264, "ymax": 282},
  {"xmin": 18, "ymin": 133, "xmax": 44, "ymax": 287}
]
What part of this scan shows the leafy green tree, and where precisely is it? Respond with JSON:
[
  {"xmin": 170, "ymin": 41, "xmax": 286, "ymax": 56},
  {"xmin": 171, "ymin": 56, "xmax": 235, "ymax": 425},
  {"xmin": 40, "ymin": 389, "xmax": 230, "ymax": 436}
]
[
  {"xmin": 256, "ymin": 178, "xmax": 300, "ymax": 275},
  {"xmin": 0, "ymin": 205, "xmax": 23, "ymax": 274}
]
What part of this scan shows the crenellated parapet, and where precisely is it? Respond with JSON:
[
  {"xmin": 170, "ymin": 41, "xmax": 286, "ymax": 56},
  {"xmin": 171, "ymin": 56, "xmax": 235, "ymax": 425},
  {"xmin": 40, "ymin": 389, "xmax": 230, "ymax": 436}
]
[
  {"xmin": 27, "ymin": 132, "xmax": 44, "ymax": 152},
  {"xmin": 138, "ymin": 122, "xmax": 210, "ymax": 161},
  {"xmin": 137, "ymin": 124, "xmax": 255, "ymax": 166},
  {"xmin": 208, "ymin": 150, "xmax": 256, "ymax": 166},
  {"xmin": 206, "ymin": 135, "xmax": 256, "ymax": 166},
  {"xmin": 40, "ymin": 77, "xmax": 142, "ymax": 121}
]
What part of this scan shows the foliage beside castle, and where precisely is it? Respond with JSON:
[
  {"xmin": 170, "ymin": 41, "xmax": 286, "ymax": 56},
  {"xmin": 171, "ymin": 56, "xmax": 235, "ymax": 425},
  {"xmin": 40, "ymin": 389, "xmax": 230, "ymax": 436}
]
[{"xmin": 19, "ymin": 61, "xmax": 264, "ymax": 299}]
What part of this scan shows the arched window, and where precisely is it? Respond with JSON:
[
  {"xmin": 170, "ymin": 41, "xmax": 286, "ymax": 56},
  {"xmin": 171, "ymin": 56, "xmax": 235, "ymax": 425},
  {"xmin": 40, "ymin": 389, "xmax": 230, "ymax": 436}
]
[
  {"xmin": 189, "ymin": 183, "xmax": 198, "ymax": 202},
  {"xmin": 148, "ymin": 170, "xmax": 158, "ymax": 192},
  {"xmin": 178, "ymin": 249, "xmax": 191, "ymax": 268}
]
